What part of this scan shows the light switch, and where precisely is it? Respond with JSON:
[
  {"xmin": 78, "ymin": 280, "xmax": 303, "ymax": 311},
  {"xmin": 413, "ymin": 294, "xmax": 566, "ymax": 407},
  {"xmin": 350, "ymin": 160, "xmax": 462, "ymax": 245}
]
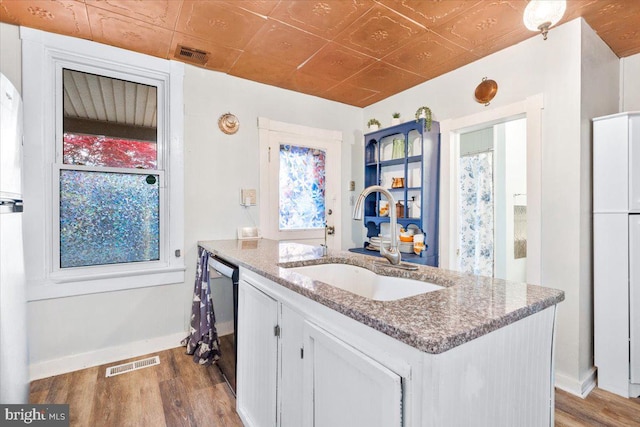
[{"xmin": 241, "ymin": 188, "xmax": 257, "ymax": 206}]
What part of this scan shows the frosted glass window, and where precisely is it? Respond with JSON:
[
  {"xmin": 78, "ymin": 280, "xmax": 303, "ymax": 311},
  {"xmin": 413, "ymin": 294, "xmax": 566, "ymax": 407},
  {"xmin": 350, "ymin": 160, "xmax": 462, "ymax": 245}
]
[
  {"xmin": 279, "ymin": 144, "xmax": 326, "ymax": 230},
  {"xmin": 59, "ymin": 170, "xmax": 160, "ymax": 268}
]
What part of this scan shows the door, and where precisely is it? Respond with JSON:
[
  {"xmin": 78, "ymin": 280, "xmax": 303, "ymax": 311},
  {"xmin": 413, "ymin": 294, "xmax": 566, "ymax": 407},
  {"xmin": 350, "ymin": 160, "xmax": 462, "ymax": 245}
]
[
  {"xmin": 259, "ymin": 118, "xmax": 342, "ymax": 250},
  {"xmin": 303, "ymin": 321, "xmax": 402, "ymax": 427},
  {"xmin": 631, "ymin": 214, "xmax": 640, "ymax": 383},
  {"xmin": 456, "ymin": 119, "xmax": 527, "ymax": 282},
  {"xmin": 236, "ymin": 280, "xmax": 279, "ymax": 427},
  {"xmin": 279, "ymin": 304, "xmax": 305, "ymax": 427}
]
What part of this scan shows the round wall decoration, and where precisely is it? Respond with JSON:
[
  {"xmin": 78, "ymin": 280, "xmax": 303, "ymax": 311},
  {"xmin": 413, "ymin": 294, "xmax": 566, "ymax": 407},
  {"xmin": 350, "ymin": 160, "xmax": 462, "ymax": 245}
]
[
  {"xmin": 474, "ymin": 77, "xmax": 498, "ymax": 106},
  {"xmin": 218, "ymin": 113, "xmax": 239, "ymax": 135}
]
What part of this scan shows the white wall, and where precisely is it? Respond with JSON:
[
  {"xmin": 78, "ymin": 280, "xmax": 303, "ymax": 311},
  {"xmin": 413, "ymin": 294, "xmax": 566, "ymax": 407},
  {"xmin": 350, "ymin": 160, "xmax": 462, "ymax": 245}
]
[
  {"xmin": 621, "ymin": 53, "xmax": 640, "ymax": 111},
  {"xmin": 363, "ymin": 18, "xmax": 619, "ymax": 396},
  {"xmin": 577, "ymin": 18, "xmax": 620, "ymax": 394},
  {"xmin": 182, "ymin": 65, "xmax": 362, "ymax": 339}
]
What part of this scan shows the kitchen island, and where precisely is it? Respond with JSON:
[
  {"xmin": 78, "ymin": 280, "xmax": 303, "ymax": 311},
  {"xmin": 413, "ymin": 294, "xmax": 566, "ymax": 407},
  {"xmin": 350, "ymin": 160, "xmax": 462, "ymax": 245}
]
[{"xmin": 199, "ymin": 239, "xmax": 564, "ymax": 427}]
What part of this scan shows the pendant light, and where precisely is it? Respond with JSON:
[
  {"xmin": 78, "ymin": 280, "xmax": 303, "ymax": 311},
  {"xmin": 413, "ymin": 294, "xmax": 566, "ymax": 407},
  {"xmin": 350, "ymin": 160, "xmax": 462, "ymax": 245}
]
[{"xmin": 523, "ymin": 0, "xmax": 567, "ymax": 40}]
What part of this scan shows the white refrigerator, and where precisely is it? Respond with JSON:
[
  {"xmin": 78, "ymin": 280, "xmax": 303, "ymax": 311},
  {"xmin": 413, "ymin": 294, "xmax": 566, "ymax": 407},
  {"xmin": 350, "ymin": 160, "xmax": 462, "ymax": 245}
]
[{"xmin": 0, "ymin": 72, "xmax": 28, "ymax": 403}]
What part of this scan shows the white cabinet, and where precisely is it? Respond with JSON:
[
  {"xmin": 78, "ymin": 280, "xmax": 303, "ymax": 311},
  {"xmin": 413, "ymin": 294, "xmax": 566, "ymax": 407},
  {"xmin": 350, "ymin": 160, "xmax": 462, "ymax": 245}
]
[
  {"xmin": 302, "ymin": 321, "xmax": 402, "ymax": 427},
  {"xmin": 237, "ymin": 276, "xmax": 304, "ymax": 427},
  {"xmin": 593, "ymin": 112, "xmax": 640, "ymax": 212},
  {"xmin": 631, "ymin": 215, "xmax": 640, "ymax": 384},
  {"xmin": 238, "ymin": 271, "xmax": 409, "ymax": 427},
  {"xmin": 236, "ymin": 281, "xmax": 279, "ymax": 426},
  {"xmin": 237, "ymin": 267, "xmax": 557, "ymax": 426},
  {"xmin": 593, "ymin": 112, "xmax": 640, "ymax": 398}
]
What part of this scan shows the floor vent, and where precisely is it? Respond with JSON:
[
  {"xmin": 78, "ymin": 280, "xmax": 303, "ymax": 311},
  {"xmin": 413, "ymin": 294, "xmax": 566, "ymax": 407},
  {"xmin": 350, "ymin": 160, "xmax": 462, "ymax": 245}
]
[
  {"xmin": 106, "ymin": 356, "xmax": 160, "ymax": 378},
  {"xmin": 175, "ymin": 45, "xmax": 209, "ymax": 65}
]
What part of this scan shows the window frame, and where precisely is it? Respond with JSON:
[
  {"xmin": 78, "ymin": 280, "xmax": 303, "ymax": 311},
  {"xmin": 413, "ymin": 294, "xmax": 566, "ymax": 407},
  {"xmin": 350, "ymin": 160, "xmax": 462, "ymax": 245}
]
[
  {"xmin": 53, "ymin": 164, "xmax": 166, "ymax": 273},
  {"xmin": 258, "ymin": 117, "xmax": 342, "ymax": 247},
  {"xmin": 21, "ymin": 28, "xmax": 185, "ymax": 300}
]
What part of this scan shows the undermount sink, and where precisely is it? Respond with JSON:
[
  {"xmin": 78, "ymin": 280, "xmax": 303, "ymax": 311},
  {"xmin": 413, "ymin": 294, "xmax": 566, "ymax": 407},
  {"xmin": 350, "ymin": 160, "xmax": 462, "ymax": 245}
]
[{"xmin": 285, "ymin": 263, "xmax": 443, "ymax": 301}]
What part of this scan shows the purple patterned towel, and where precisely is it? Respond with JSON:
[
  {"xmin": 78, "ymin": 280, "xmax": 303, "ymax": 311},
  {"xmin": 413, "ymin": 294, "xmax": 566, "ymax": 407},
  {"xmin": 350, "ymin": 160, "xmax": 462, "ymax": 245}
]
[{"xmin": 181, "ymin": 246, "xmax": 221, "ymax": 365}]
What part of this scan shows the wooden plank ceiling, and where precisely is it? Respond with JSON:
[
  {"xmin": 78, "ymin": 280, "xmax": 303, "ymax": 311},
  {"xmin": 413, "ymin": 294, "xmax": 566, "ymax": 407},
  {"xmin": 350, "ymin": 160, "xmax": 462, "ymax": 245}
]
[{"xmin": 1, "ymin": 0, "xmax": 639, "ymax": 107}]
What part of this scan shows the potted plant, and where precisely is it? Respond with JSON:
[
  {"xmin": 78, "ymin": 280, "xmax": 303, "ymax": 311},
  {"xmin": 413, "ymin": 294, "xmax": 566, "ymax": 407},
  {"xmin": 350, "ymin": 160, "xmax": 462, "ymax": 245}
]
[
  {"xmin": 391, "ymin": 112, "xmax": 401, "ymax": 125},
  {"xmin": 414, "ymin": 106, "xmax": 432, "ymax": 131},
  {"xmin": 367, "ymin": 118, "xmax": 381, "ymax": 131}
]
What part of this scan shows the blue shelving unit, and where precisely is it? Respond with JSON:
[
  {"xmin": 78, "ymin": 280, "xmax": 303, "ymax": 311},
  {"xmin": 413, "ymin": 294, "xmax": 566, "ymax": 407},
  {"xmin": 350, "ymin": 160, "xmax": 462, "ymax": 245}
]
[{"xmin": 357, "ymin": 118, "xmax": 440, "ymax": 266}]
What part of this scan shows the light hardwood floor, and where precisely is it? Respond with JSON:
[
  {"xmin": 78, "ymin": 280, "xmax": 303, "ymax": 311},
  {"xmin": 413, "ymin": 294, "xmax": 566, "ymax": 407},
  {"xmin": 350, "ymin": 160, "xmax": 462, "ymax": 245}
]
[
  {"xmin": 30, "ymin": 347, "xmax": 242, "ymax": 427},
  {"xmin": 31, "ymin": 346, "xmax": 640, "ymax": 426},
  {"xmin": 555, "ymin": 387, "xmax": 640, "ymax": 426}
]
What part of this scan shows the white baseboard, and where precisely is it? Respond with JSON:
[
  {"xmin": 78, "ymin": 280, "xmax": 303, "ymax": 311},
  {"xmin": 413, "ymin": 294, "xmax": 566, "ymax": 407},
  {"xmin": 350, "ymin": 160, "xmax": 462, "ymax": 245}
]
[
  {"xmin": 554, "ymin": 366, "xmax": 597, "ymax": 398},
  {"xmin": 29, "ymin": 331, "xmax": 187, "ymax": 381},
  {"xmin": 216, "ymin": 320, "xmax": 234, "ymax": 337}
]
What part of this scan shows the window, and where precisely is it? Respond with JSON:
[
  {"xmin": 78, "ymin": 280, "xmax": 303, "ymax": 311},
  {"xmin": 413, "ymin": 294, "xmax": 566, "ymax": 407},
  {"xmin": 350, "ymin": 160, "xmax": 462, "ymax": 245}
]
[
  {"xmin": 21, "ymin": 28, "xmax": 184, "ymax": 299},
  {"xmin": 278, "ymin": 144, "xmax": 326, "ymax": 231},
  {"xmin": 58, "ymin": 69, "xmax": 162, "ymax": 269}
]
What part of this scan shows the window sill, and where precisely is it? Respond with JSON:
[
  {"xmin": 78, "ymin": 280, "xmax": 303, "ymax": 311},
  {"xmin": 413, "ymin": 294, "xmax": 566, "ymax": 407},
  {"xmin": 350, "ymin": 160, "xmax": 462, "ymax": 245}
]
[{"xmin": 27, "ymin": 266, "xmax": 186, "ymax": 301}]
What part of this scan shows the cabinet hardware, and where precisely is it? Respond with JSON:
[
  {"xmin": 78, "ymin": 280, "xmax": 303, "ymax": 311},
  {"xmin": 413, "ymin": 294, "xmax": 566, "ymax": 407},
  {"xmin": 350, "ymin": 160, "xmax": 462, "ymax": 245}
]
[
  {"xmin": 300, "ymin": 347, "xmax": 304, "ymax": 359},
  {"xmin": 274, "ymin": 325, "xmax": 281, "ymax": 337}
]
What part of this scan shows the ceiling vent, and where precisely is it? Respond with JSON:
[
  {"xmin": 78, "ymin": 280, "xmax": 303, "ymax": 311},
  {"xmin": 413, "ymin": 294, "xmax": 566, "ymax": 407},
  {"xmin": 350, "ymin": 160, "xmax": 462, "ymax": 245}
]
[{"xmin": 175, "ymin": 45, "xmax": 209, "ymax": 65}]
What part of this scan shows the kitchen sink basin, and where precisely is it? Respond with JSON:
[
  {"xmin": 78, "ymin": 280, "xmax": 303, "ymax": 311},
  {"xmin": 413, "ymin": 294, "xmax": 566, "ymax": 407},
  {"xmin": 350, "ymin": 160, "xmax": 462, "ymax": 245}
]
[{"xmin": 284, "ymin": 263, "xmax": 442, "ymax": 301}]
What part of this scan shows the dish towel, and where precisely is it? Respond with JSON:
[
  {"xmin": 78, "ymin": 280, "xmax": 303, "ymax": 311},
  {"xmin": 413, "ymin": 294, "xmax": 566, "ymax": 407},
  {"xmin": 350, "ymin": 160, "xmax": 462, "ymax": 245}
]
[{"xmin": 182, "ymin": 246, "xmax": 221, "ymax": 365}]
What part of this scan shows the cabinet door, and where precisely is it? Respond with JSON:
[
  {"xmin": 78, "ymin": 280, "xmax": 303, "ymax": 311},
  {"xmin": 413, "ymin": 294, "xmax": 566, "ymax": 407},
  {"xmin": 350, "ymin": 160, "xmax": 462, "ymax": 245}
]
[
  {"xmin": 630, "ymin": 215, "xmax": 640, "ymax": 383},
  {"xmin": 279, "ymin": 304, "xmax": 305, "ymax": 427},
  {"xmin": 630, "ymin": 116, "xmax": 640, "ymax": 212},
  {"xmin": 237, "ymin": 281, "xmax": 279, "ymax": 427},
  {"xmin": 303, "ymin": 321, "xmax": 402, "ymax": 427},
  {"xmin": 594, "ymin": 214, "xmax": 630, "ymax": 395},
  {"xmin": 593, "ymin": 116, "xmax": 629, "ymax": 212}
]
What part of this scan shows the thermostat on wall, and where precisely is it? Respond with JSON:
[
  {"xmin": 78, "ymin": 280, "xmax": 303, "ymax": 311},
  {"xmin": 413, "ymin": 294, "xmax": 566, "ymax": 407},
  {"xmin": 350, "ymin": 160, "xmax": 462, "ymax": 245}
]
[
  {"xmin": 240, "ymin": 188, "xmax": 257, "ymax": 206},
  {"xmin": 237, "ymin": 227, "xmax": 261, "ymax": 240}
]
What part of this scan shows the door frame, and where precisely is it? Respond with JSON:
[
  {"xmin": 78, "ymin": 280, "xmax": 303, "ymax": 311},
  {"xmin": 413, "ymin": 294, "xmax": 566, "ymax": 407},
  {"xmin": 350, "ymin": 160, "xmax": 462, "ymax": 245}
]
[
  {"xmin": 258, "ymin": 117, "xmax": 342, "ymax": 248},
  {"xmin": 439, "ymin": 94, "xmax": 543, "ymax": 285}
]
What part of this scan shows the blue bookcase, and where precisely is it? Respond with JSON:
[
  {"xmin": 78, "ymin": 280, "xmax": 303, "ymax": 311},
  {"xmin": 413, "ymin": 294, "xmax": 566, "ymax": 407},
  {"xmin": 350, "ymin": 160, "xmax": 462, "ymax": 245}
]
[{"xmin": 358, "ymin": 118, "xmax": 440, "ymax": 266}]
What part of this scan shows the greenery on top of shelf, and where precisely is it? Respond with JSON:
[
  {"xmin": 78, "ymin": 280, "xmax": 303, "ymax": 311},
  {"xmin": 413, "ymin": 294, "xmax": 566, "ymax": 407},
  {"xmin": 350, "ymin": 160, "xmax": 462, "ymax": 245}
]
[
  {"xmin": 414, "ymin": 106, "xmax": 432, "ymax": 132},
  {"xmin": 392, "ymin": 112, "xmax": 400, "ymax": 118},
  {"xmin": 367, "ymin": 118, "xmax": 381, "ymax": 128}
]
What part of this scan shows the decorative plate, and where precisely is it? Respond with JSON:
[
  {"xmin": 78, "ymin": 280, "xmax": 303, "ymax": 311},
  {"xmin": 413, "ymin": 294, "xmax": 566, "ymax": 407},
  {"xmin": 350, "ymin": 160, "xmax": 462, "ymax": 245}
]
[{"xmin": 218, "ymin": 113, "xmax": 239, "ymax": 135}]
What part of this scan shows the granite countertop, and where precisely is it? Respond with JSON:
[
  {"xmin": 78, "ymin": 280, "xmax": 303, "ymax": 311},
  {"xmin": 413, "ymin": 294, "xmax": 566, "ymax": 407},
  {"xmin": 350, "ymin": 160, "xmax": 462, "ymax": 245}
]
[{"xmin": 199, "ymin": 239, "xmax": 564, "ymax": 354}]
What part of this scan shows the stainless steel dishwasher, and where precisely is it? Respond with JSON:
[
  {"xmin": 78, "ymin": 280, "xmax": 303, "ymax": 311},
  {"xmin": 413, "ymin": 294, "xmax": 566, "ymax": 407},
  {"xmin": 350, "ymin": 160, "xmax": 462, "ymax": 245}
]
[{"xmin": 208, "ymin": 255, "xmax": 239, "ymax": 395}]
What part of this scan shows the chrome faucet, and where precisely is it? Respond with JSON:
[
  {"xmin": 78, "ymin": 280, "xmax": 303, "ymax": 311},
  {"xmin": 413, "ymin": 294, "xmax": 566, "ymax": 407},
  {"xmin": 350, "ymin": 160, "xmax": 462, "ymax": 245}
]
[{"xmin": 353, "ymin": 185, "xmax": 401, "ymax": 265}]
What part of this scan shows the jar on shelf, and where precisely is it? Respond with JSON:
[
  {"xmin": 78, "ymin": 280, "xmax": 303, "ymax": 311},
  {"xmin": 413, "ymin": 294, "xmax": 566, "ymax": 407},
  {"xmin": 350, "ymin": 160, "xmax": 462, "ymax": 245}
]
[{"xmin": 391, "ymin": 138, "xmax": 404, "ymax": 159}]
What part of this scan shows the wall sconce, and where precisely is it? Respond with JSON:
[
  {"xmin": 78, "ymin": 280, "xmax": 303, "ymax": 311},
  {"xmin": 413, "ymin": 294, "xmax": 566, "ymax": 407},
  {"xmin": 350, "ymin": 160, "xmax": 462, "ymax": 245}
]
[{"xmin": 523, "ymin": 0, "xmax": 566, "ymax": 40}]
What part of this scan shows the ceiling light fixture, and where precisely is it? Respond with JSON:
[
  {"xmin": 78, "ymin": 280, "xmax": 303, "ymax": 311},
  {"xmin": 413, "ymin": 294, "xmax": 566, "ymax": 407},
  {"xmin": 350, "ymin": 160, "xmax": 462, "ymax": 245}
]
[{"xmin": 523, "ymin": 0, "xmax": 567, "ymax": 40}]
